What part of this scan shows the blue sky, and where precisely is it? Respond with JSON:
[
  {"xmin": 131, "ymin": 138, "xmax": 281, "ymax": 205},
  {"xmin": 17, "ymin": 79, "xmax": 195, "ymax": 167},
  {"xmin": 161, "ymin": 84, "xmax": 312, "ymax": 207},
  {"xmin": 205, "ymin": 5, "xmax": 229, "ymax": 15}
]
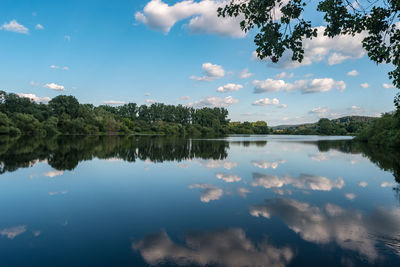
[{"xmin": 0, "ymin": 0, "xmax": 397, "ymax": 125}]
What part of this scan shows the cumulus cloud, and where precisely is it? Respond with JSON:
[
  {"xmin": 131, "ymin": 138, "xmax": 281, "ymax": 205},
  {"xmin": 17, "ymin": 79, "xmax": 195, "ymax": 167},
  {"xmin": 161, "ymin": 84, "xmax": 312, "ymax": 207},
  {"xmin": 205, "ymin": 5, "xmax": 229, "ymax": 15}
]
[
  {"xmin": 347, "ymin": 70, "xmax": 359, "ymax": 76},
  {"xmin": 146, "ymin": 99, "xmax": 156, "ymax": 104},
  {"xmin": 188, "ymin": 183, "xmax": 223, "ymax": 202},
  {"xmin": 44, "ymin": 83, "xmax": 66, "ymax": 91},
  {"xmin": 133, "ymin": 228, "xmax": 294, "ymax": 267},
  {"xmin": 238, "ymin": 68, "xmax": 254, "ymax": 79},
  {"xmin": 217, "ymin": 83, "xmax": 243, "ymax": 93},
  {"xmin": 383, "ymin": 83, "xmax": 395, "ymax": 89},
  {"xmin": 252, "ymin": 98, "xmax": 287, "ymax": 108},
  {"xmin": 360, "ymin": 83, "xmax": 370, "ymax": 88},
  {"xmin": 17, "ymin": 93, "xmax": 51, "ymax": 103},
  {"xmin": 188, "ymin": 96, "xmax": 238, "ymax": 108},
  {"xmin": 251, "ymin": 173, "xmax": 344, "ymax": 191},
  {"xmin": 253, "ymin": 78, "xmax": 346, "ymax": 94},
  {"xmin": 252, "ymin": 160, "xmax": 286, "ymax": 169},
  {"xmin": 216, "ymin": 173, "xmax": 241, "ymax": 183},
  {"xmin": 249, "ymin": 198, "xmax": 400, "ymax": 261},
  {"xmin": 253, "ymin": 26, "xmax": 366, "ymax": 68},
  {"xmin": 0, "ymin": 19, "xmax": 29, "ymax": 34},
  {"xmin": 190, "ymin": 62, "xmax": 225, "ymax": 81},
  {"xmin": 0, "ymin": 225, "xmax": 27, "ymax": 239},
  {"xmin": 359, "ymin": 181, "xmax": 368, "ymax": 187},
  {"xmin": 135, "ymin": 0, "xmax": 244, "ymax": 38},
  {"xmin": 104, "ymin": 100, "xmax": 126, "ymax": 105},
  {"xmin": 35, "ymin": 24, "xmax": 44, "ymax": 30}
]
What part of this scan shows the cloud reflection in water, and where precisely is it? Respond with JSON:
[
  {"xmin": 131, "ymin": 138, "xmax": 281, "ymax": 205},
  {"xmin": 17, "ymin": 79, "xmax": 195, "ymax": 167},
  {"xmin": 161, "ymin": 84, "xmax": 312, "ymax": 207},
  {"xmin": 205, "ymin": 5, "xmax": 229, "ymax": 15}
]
[
  {"xmin": 133, "ymin": 228, "xmax": 294, "ymax": 267},
  {"xmin": 250, "ymin": 198, "xmax": 400, "ymax": 261}
]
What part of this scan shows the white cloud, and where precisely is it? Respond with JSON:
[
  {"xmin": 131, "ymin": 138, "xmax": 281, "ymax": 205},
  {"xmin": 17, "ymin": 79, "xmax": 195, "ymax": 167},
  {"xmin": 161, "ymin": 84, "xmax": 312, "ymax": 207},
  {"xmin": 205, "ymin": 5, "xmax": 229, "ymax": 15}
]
[
  {"xmin": 216, "ymin": 173, "xmax": 241, "ymax": 183},
  {"xmin": 17, "ymin": 93, "xmax": 51, "ymax": 103},
  {"xmin": 252, "ymin": 98, "xmax": 287, "ymax": 108},
  {"xmin": 360, "ymin": 83, "xmax": 369, "ymax": 88},
  {"xmin": 0, "ymin": 20, "xmax": 29, "ymax": 34},
  {"xmin": 188, "ymin": 96, "xmax": 238, "ymax": 108},
  {"xmin": 253, "ymin": 78, "xmax": 346, "ymax": 94},
  {"xmin": 251, "ymin": 173, "xmax": 344, "ymax": 191},
  {"xmin": 253, "ymin": 26, "xmax": 366, "ymax": 68},
  {"xmin": 146, "ymin": 99, "xmax": 156, "ymax": 104},
  {"xmin": 190, "ymin": 62, "xmax": 225, "ymax": 81},
  {"xmin": 35, "ymin": 24, "xmax": 44, "ymax": 30},
  {"xmin": 135, "ymin": 0, "xmax": 244, "ymax": 38},
  {"xmin": 133, "ymin": 228, "xmax": 294, "ymax": 267},
  {"xmin": 383, "ymin": 83, "xmax": 395, "ymax": 89},
  {"xmin": 250, "ymin": 198, "xmax": 400, "ymax": 261},
  {"xmin": 238, "ymin": 68, "xmax": 254, "ymax": 79},
  {"xmin": 300, "ymin": 78, "xmax": 346, "ymax": 93},
  {"xmin": 44, "ymin": 83, "xmax": 66, "ymax": 91},
  {"xmin": 104, "ymin": 100, "xmax": 126, "ymax": 105},
  {"xmin": 189, "ymin": 183, "xmax": 223, "ymax": 202},
  {"xmin": 178, "ymin": 96, "xmax": 190, "ymax": 101},
  {"xmin": 253, "ymin": 78, "xmax": 286, "ymax": 93},
  {"xmin": 347, "ymin": 70, "xmax": 359, "ymax": 76},
  {"xmin": 309, "ymin": 107, "xmax": 329, "ymax": 117},
  {"xmin": 274, "ymin": 72, "xmax": 294, "ymax": 79},
  {"xmin": 0, "ymin": 225, "xmax": 27, "ymax": 239},
  {"xmin": 50, "ymin": 65, "xmax": 69, "ymax": 71},
  {"xmin": 44, "ymin": 170, "xmax": 64, "ymax": 178},
  {"xmin": 217, "ymin": 83, "xmax": 243, "ymax": 93}
]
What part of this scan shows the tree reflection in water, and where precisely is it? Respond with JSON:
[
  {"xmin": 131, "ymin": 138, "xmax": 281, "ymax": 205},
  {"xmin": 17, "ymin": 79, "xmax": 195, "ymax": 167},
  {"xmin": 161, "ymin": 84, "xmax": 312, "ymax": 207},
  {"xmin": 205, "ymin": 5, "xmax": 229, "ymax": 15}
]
[{"xmin": 1, "ymin": 136, "xmax": 399, "ymax": 185}]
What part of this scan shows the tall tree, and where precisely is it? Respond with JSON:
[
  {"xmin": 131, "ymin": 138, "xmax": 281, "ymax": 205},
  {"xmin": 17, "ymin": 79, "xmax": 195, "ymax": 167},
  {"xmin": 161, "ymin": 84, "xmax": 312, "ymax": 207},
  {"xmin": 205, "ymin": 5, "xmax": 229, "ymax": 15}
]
[{"xmin": 218, "ymin": 0, "xmax": 400, "ymax": 106}]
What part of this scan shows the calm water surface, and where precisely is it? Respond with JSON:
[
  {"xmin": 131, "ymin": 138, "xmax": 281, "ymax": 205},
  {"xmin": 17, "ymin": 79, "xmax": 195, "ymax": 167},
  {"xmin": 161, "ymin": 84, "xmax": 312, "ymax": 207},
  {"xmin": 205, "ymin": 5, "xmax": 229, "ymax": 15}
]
[{"xmin": 0, "ymin": 135, "xmax": 399, "ymax": 266}]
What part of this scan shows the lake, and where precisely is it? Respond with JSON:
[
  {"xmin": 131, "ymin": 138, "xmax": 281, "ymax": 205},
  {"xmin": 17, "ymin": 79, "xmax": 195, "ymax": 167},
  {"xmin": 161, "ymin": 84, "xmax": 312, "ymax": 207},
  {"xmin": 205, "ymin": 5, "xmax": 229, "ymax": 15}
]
[{"xmin": 0, "ymin": 135, "xmax": 399, "ymax": 266}]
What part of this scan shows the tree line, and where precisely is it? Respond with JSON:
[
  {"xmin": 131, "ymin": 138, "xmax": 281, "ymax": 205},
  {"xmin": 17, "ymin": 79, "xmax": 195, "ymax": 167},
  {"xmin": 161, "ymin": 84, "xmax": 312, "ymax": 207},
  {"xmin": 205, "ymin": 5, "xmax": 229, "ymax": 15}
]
[{"xmin": 0, "ymin": 91, "xmax": 270, "ymax": 137}]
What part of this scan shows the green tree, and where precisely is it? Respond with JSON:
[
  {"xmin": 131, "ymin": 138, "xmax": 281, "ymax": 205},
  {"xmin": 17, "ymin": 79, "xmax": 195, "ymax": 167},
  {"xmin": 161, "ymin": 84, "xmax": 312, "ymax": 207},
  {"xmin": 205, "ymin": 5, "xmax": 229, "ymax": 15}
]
[
  {"xmin": 13, "ymin": 113, "xmax": 42, "ymax": 135},
  {"xmin": 218, "ymin": 0, "xmax": 400, "ymax": 105},
  {"xmin": 0, "ymin": 112, "xmax": 11, "ymax": 134},
  {"xmin": 318, "ymin": 118, "xmax": 335, "ymax": 135},
  {"xmin": 49, "ymin": 95, "xmax": 80, "ymax": 118}
]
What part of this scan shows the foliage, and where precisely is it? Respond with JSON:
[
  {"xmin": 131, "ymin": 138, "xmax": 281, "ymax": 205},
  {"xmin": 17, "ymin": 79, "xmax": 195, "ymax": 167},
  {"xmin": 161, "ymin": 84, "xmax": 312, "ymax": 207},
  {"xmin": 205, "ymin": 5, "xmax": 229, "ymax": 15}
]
[
  {"xmin": 356, "ymin": 111, "xmax": 400, "ymax": 148},
  {"xmin": 0, "ymin": 90, "xmax": 269, "ymax": 137},
  {"xmin": 272, "ymin": 116, "xmax": 376, "ymax": 135},
  {"xmin": 218, "ymin": 0, "xmax": 400, "ymax": 105}
]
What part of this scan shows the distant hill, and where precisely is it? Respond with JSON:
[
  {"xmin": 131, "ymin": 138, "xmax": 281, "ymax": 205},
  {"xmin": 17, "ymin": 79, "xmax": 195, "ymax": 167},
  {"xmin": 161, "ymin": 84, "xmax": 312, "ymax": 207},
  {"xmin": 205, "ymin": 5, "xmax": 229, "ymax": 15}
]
[
  {"xmin": 271, "ymin": 116, "xmax": 377, "ymax": 135},
  {"xmin": 272, "ymin": 116, "xmax": 377, "ymax": 130}
]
